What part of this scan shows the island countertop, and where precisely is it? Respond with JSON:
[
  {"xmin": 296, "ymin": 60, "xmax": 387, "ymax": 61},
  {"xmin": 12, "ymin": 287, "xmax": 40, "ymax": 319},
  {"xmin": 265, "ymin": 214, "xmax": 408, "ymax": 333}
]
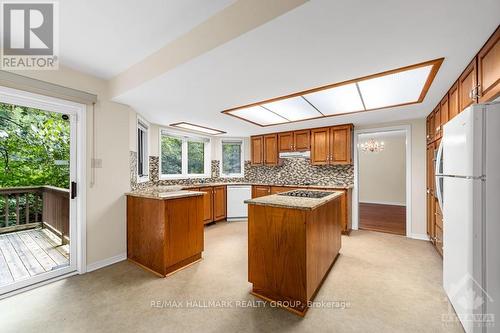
[{"xmin": 244, "ymin": 190, "xmax": 343, "ymax": 210}]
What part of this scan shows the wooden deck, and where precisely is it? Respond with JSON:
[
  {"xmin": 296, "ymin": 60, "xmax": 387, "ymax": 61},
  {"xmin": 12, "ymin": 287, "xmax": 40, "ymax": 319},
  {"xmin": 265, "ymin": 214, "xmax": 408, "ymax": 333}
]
[{"xmin": 0, "ymin": 228, "xmax": 69, "ymax": 287}]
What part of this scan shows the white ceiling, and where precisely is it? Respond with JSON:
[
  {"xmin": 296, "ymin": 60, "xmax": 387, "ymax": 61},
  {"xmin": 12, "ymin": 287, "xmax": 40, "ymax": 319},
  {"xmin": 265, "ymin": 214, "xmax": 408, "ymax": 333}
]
[
  {"xmin": 59, "ymin": 0, "xmax": 236, "ymax": 78},
  {"xmin": 61, "ymin": 0, "xmax": 500, "ymax": 136}
]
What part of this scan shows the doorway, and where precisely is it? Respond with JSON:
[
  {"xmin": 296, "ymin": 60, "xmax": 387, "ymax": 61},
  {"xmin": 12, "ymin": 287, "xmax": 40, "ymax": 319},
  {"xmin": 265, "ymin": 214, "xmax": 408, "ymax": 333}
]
[
  {"xmin": 0, "ymin": 86, "xmax": 85, "ymax": 296},
  {"xmin": 355, "ymin": 129, "xmax": 409, "ymax": 236}
]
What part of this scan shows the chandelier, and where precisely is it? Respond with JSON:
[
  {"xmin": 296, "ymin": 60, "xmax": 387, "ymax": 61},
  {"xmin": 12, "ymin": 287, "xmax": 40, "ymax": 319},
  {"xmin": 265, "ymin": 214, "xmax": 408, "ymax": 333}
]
[{"xmin": 360, "ymin": 138, "xmax": 385, "ymax": 153}]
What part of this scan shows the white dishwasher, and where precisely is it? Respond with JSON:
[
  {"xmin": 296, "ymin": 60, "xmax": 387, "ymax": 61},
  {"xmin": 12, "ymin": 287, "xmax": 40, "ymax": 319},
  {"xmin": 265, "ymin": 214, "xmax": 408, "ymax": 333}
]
[{"xmin": 227, "ymin": 185, "xmax": 252, "ymax": 221}]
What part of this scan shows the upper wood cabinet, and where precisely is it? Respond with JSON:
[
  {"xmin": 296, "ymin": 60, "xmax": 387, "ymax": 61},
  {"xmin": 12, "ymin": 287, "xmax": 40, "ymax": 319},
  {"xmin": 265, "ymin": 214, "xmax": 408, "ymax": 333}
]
[
  {"xmin": 448, "ymin": 81, "xmax": 459, "ymax": 120},
  {"xmin": 434, "ymin": 105, "xmax": 442, "ymax": 140},
  {"xmin": 311, "ymin": 125, "xmax": 353, "ymax": 165},
  {"xmin": 278, "ymin": 130, "xmax": 310, "ymax": 152},
  {"xmin": 426, "ymin": 112, "xmax": 435, "ymax": 143},
  {"xmin": 440, "ymin": 95, "xmax": 449, "ymax": 126},
  {"xmin": 331, "ymin": 125, "xmax": 352, "ymax": 164},
  {"xmin": 310, "ymin": 127, "xmax": 330, "ymax": 165},
  {"xmin": 263, "ymin": 134, "xmax": 278, "ymax": 166},
  {"xmin": 213, "ymin": 186, "xmax": 226, "ymax": 221},
  {"xmin": 459, "ymin": 58, "xmax": 478, "ymax": 112},
  {"xmin": 250, "ymin": 136, "xmax": 263, "ymax": 165},
  {"xmin": 478, "ymin": 26, "xmax": 500, "ymax": 103}
]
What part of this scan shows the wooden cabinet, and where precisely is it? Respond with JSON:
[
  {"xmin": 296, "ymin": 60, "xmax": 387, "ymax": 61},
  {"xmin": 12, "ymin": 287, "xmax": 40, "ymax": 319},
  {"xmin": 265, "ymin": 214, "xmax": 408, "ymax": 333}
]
[
  {"xmin": 270, "ymin": 186, "xmax": 299, "ymax": 194},
  {"xmin": 426, "ymin": 143, "xmax": 435, "ymax": 192},
  {"xmin": 434, "ymin": 105, "xmax": 442, "ymax": 140},
  {"xmin": 459, "ymin": 58, "xmax": 478, "ymax": 112},
  {"xmin": 126, "ymin": 194, "xmax": 204, "ymax": 277},
  {"xmin": 310, "ymin": 127, "xmax": 330, "ymax": 165},
  {"xmin": 478, "ymin": 26, "xmax": 500, "ymax": 103},
  {"xmin": 278, "ymin": 130, "xmax": 310, "ymax": 153},
  {"xmin": 311, "ymin": 125, "xmax": 353, "ymax": 165},
  {"xmin": 440, "ymin": 95, "xmax": 449, "ymax": 127},
  {"xmin": 426, "ymin": 192, "xmax": 435, "ymax": 239},
  {"xmin": 263, "ymin": 134, "xmax": 278, "ymax": 166},
  {"xmin": 213, "ymin": 186, "xmax": 227, "ymax": 221},
  {"xmin": 252, "ymin": 185, "xmax": 271, "ymax": 198},
  {"xmin": 198, "ymin": 187, "xmax": 214, "ymax": 224},
  {"xmin": 448, "ymin": 81, "xmax": 459, "ymax": 120},
  {"xmin": 331, "ymin": 125, "xmax": 352, "ymax": 164},
  {"xmin": 251, "ymin": 136, "xmax": 263, "ymax": 165}
]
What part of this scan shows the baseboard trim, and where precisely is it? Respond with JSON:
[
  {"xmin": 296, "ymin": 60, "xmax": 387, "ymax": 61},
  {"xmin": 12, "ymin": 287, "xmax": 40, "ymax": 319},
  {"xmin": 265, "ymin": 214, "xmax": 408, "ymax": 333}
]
[
  {"xmin": 410, "ymin": 233, "xmax": 430, "ymax": 241},
  {"xmin": 359, "ymin": 200, "xmax": 406, "ymax": 206},
  {"xmin": 86, "ymin": 253, "xmax": 127, "ymax": 272}
]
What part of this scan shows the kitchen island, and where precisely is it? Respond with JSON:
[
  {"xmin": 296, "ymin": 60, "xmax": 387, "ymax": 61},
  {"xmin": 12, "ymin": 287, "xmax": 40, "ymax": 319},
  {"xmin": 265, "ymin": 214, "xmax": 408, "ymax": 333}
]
[
  {"xmin": 126, "ymin": 188, "xmax": 204, "ymax": 277},
  {"xmin": 245, "ymin": 190, "xmax": 343, "ymax": 316}
]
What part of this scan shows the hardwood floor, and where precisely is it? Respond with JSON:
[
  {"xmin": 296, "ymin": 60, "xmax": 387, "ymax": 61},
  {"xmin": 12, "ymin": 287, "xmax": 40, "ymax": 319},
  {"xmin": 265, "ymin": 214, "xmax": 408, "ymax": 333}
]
[
  {"xmin": 0, "ymin": 228, "xmax": 69, "ymax": 286},
  {"xmin": 359, "ymin": 203, "xmax": 406, "ymax": 236}
]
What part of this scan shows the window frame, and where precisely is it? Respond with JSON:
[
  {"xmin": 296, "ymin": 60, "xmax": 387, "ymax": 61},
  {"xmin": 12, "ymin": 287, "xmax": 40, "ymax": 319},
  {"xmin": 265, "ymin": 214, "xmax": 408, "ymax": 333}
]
[
  {"xmin": 137, "ymin": 117, "xmax": 149, "ymax": 183},
  {"xmin": 159, "ymin": 128, "xmax": 211, "ymax": 180},
  {"xmin": 220, "ymin": 138, "xmax": 245, "ymax": 178}
]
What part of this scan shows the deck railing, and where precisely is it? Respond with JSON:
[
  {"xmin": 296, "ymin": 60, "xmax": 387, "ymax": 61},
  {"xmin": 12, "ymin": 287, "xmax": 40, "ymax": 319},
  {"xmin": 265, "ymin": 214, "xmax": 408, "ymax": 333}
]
[{"xmin": 0, "ymin": 186, "xmax": 70, "ymax": 244}]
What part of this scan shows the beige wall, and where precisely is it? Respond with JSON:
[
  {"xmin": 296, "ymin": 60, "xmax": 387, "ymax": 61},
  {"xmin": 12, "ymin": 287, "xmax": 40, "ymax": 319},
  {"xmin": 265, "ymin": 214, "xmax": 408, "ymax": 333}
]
[
  {"xmin": 356, "ymin": 118, "xmax": 427, "ymax": 238},
  {"xmin": 12, "ymin": 66, "xmax": 133, "ymax": 266},
  {"xmin": 359, "ymin": 132, "xmax": 406, "ymax": 205}
]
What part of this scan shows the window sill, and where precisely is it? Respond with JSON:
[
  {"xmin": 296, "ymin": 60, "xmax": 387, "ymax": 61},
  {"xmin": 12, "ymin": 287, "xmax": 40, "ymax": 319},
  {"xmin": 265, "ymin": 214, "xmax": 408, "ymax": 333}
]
[
  {"xmin": 137, "ymin": 176, "xmax": 149, "ymax": 183},
  {"xmin": 219, "ymin": 174, "xmax": 245, "ymax": 179},
  {"xmin": 159, "ymin": 174, "xmax": 211, "ymax": 180}
]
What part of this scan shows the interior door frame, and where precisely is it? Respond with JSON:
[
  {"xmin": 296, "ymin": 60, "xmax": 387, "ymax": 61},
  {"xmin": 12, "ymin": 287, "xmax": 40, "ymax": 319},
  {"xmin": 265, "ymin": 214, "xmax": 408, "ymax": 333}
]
[
  {"xmin": 353, "ymin": 125, "xmax": 412, "ymax": 237},
  {"xmin": 0, "ymin": 85, "xmax": 86, "ymax": 297}
]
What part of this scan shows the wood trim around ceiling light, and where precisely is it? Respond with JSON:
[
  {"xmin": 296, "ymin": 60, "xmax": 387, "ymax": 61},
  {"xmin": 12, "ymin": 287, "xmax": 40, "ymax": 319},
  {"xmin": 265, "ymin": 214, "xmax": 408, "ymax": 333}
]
[
  {"xmin": 221, "ymin": 58, "xmax": 444, "ymax": 127},
  {"xmin": 169, "ymin": 122, "xmax": 227, "ymax": 134}
]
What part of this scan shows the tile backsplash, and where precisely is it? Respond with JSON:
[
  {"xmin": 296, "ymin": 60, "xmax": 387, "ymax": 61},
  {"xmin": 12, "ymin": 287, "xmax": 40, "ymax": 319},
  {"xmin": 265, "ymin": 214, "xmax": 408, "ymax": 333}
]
[{"xmin": 130, "ymin": 151, "xmax": 353, "ymax": 190}]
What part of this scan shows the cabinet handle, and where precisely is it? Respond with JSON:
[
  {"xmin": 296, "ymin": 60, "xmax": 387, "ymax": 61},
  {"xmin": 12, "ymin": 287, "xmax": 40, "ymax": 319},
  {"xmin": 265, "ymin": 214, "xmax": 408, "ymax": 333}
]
[{"xmin": 469, "ymin": 84, "xmax": 481, "ymax": 100}]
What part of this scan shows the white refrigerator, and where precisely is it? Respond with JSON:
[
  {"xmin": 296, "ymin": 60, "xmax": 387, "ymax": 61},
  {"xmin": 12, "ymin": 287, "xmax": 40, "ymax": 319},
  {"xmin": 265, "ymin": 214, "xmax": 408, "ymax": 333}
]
[{"xmin": 435, "ymin": 102, "xmax": 499, "ymax": 333}]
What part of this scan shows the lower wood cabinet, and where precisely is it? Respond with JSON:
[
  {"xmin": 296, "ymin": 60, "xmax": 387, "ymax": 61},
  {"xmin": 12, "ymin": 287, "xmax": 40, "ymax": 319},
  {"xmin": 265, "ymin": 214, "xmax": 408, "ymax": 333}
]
[
  {"xmin": 213, "ymin": 186, "xmax": 227, "ymax": 221},
  {"xmin": 194, "ymin": 185, "xmax": 227, "ymax": 224},
  {"xmin": 252, "ymin": 185, "xmax": 271, "ymax": 198}
]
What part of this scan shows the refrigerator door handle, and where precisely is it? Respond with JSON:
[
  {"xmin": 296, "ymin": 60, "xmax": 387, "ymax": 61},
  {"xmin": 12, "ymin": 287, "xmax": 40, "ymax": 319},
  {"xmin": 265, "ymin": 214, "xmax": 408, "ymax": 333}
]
[{"xmin": 435, "ymin": 140, "xmax": 444, "ymax": 212}]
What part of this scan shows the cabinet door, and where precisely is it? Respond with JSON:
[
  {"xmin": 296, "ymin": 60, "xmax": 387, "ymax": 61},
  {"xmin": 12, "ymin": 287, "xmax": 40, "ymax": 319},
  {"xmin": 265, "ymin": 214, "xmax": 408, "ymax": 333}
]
[
  {"xmin": 213, "ymin": 186, "xmax": 226, "ymax": 221},
  {"xmin": 459, "ymin": 58, "xmax": 478, "ymax": 112},
  {"xmin": 429, "ymin": 112, "xmax": 435, "ymax": 142},
  {"xmin": 478, "ymin": 26, "xmax": 500, "ymax": 102},
  {"xmin": 310, "ymin": 128, "xmax": 330, "ymax": 165},
  {"xmin": 426, "ymin": 143, "xmax": 434, "ymax": 190},
  {"xmin": 448, "ymin": 81, "xmax": 459, "ymax": 120},
  {"xmin": 426, "ymin": 117, "xmax": 431, "ymax": 143},
  {"xmin": 427, "ymin": 192, "xmax": 435, "ymax": 238},
  {"xmin": 199, "ymin": 187, "xmax": 213, "ymax": 224},
  {"xmin": 294, "ymin": 130, "xmax": 310, "ymax": 151},
  {"xmin": 251, "ymin": 136, "xmax": 263, "ymax": 165},
  {"xmin": 252, "ymin": 185, "xmax": 271, "ymax": 198},
  {"xmin": 330, "ymin": 125, "xmax": 352, "ymax": 164},
  {"xmin": 263, "ymin": 134, "xmax": 278, "ymax": 166},
  {"xmin": 278, "ymin": 132, "xmax": 293, "ymax": 152},
  {"xmin": 440, "ymin": 94, "xmax": 449, "ymax": 127},
  {"xmin": 434, "ymin": 105, "xmax": 442, "ymax": 139}
]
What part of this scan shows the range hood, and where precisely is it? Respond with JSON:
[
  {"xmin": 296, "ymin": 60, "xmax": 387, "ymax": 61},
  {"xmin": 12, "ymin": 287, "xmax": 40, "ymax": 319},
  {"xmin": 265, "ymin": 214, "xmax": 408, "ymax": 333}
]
[{"xmin": 279, "ymin": 151, "xmax": 311, "ymax": 159}]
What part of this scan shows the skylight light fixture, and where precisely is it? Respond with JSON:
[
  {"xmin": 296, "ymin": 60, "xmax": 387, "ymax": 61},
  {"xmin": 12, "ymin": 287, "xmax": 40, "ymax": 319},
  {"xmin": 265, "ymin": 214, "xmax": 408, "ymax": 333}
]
[
  {"xmin": 357, "ymin": 65, "xmax": 433, "ymax": 110},
  {"xmin": 261, "ymin": 97, "xmax": 323, "ymax": 121},
  {"xmin": 303, "ymin": 83, "xmax": 365, "ymax": 115},
  {"xmin": 229, "ymin": 105, "xmax": 289, "ymax": 126},
  {"xmin": 221, "ymin": 58, "xmax": 443, "ymax": 127},
  {"xmin": 170, "ymin": 122, "xmax": 226, "ymax": 135}
]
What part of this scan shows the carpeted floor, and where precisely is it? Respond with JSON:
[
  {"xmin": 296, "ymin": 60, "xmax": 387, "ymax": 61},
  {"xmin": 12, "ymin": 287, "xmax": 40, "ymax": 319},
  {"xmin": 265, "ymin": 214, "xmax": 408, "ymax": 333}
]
[{"xmin": 0, "ymin": 221, "xmax": 463, "ymax": 333}]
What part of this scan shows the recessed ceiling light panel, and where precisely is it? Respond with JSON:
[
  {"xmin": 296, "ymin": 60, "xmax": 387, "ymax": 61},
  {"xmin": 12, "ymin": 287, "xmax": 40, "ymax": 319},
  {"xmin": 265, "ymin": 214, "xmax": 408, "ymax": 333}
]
[
  {"xmin": 357, "ymin": 65, "xmax": 433, "ymax": 109},
  {"xmin": 230, "ymin": 105, "xmax": 288, "ymax": 126},
  {"xmin": 304, "ymin": 83, "xmax": 365, "ymax": 115},
  {"xmin": 261, "ymin": 97, "xmax": 323, "ymax": 121},
  {"xmin": 170, "ymin": 122, "xmax": 226, "ymax": 135}
]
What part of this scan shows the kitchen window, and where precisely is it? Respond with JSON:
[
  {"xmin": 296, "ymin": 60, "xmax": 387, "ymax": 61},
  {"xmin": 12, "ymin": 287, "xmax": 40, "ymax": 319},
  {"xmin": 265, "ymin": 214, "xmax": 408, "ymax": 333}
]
[
  {"xmin": 160, "ymin": 129, "xmax": 211, "ymax": 179},
  {"xmin": 220, "ymin": 139, "xmax": 244, "ymax": 178},
  {"xmin": 137, "ymin": 119, "xmax": 149, "ymax": 182}
]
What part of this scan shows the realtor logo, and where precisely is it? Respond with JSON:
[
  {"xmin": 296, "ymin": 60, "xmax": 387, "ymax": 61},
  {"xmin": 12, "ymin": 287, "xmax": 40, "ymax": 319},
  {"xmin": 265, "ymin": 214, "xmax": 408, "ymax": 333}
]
[{"xmin": 1, "ymin": 1, "xmax": 59, "ymax": 69}]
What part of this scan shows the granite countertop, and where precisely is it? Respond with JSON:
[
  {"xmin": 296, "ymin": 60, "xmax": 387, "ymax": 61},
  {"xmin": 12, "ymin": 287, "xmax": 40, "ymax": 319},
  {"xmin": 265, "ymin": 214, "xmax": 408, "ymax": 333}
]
[
  {"xmin": 126, "ymin": 186, "xmax": 204, "ymax": 200},
  {"xmin": 244, "ymin": 190, "xmax": 343, "ymax": 211}
]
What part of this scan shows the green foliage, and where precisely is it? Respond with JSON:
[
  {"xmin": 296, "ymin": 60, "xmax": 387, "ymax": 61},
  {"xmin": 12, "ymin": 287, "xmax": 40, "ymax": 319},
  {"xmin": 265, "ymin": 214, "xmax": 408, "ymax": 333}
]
[
  {"xmin": 222, "ymin": 143, "xmax": 241, "ymax": 174},
  {"xmin": 161, "ymin": 135, "xmax": 182, "ymax": 174},
  {"xmin": 0, "ymin": 102, "xmax": 70, "ymax": 188},
  {"xmin": 187, "ymin": 141, "xmax": 204, "ymax": 174}
]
